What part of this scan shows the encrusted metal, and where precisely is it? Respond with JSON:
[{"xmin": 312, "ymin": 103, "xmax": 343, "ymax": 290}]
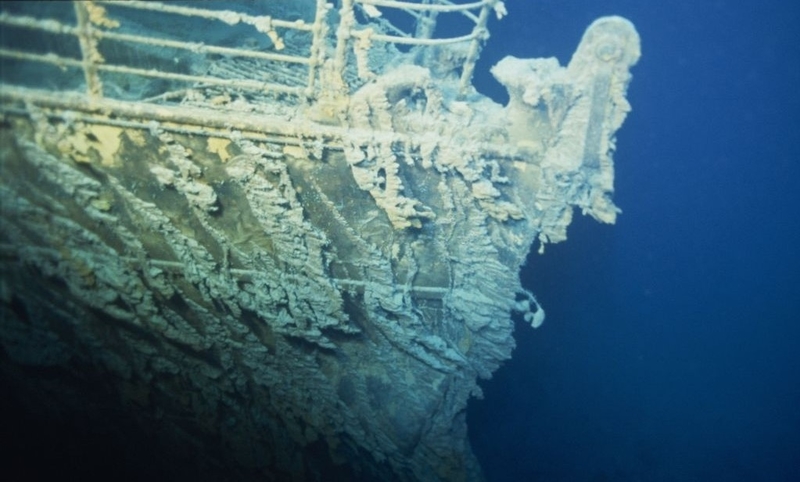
[{"xmin": 0, "ymin": 2, "xmax": 639, "ymax": 480}]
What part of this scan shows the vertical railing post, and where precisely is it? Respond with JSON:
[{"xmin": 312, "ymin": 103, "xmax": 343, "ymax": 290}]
[
  {"xmin": 414, "ymin": 0, "xmax": 439, "ymax": 40},
  {"xmin": 73, "ymin": 1, "xmax": 103, "ymax": 99},
  {"xmin": 333, "ymin": 0, "xmax": 355, "ymax": 87},
  {"xmin": 457, "ymin": 1, "xmax": 493, "ymax": 98},
  {"xmin": 307, "ymin": 0, "xmax": 353, "ymax": 123},
  {"xmin": 306, "ymin": 0, "xmax": 331, "ymax": 99}
]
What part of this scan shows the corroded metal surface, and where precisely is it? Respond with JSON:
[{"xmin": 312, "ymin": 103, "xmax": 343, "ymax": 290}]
[{"xmin": 0, "ymin": 2, "xmax": 639, "ymax": 480}]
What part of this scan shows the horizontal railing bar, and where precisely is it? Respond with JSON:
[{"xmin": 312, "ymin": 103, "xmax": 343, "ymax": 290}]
[
  {"xmin": 0, "ymin": 11, "xmax": 76, "ymax": 34},
  {"xmin": 438, "ymin": 0, "xmax": 481, "ymax": 22},
  {"xmin": 94, "ymin": 0, "xmax": 314, "ymax": 32},
  {"xmin": 0, "ymin": 86, "xmax": 526, "ymax": 161},
  {"xmin": 0, "ymin": 85, "xmax": 339, "ymax": 140},
  {"xmin": 95, "ymin": 30, "xmax": 311, "ymax": 65},
  {"xmin": 367, "ymin": 31, "xmax": 476, "ymax": 46},
  {"xmin": 94, "ymin": 63, "xmax": 306, "ymax": 95},
  {"xmin": 356, "ymin": 0, "xmax": 489, "ymax": 13},
  {"xmin": 0, "ymin": 104, "xmax": 322, "ymax": 149},
  {"xmin": 0, "ymin": 49, "xmax": 304, "ymax": 96},
  {"xmin": 0, "ymin": 47, "xmax": 83, "ymax": 68},
  {"xmin": 0, "ymin": 9, "xmax": 310, "ymax": 64}
]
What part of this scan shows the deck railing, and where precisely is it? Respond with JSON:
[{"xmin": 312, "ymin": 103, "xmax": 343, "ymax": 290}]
[{"xmin": 0, "ymin": 0, "xmax": 503, "ymax": 105}]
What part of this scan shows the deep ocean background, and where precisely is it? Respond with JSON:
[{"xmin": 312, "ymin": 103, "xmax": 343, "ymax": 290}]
[{"xmin": 468, "ymin": 1, "xmax": 800, "ymax": 481}]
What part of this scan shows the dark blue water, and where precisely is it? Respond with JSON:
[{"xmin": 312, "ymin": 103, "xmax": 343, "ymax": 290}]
[{"xmin": 468, "ymin": 1, "xmax": 800, "ymax": 481}]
